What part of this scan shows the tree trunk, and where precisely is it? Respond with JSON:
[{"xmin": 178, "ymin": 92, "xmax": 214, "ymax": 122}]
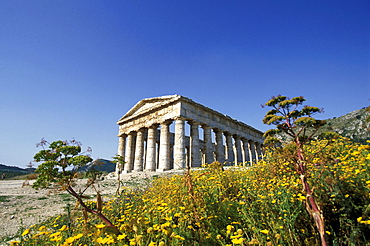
[{"xmin": 297, "ymin": 145, "xmax": 327, "ymax": 246}]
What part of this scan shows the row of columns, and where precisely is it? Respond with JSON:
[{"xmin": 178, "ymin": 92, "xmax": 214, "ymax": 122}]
[{"xmin": 116, "ymin": 118, "xmax": 263, "ymax": 174}]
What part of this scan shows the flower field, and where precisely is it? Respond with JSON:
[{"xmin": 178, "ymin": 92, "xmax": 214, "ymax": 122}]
[{"xmin": 8, "ymin": 138, "xmax": 370, "ymax": 245}]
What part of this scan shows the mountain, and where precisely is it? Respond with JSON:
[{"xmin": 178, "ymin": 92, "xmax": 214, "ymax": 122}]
[
  {"xmin": 0, "ymin": 159, "xmax": 115, "ymax": 179},
  {"xmin": 319, "ymin": 107, "xmax": 370, "ymax": 144},
  {"xmin": 78, "ymin": 159, "xmax": 116, "ymax": 173},
  {"xmin": 273, "ymin": 107, "xmax": 369, "ymax": 144},
  {"xmin": 0, "ymin": 164, "xmax": 34, "ymax": 179}
]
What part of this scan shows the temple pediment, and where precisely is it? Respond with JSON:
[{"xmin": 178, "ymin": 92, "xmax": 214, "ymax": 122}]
[
  {"xmin": 117, "ymin": 95, "xmax": 182, "ymax": 124},
  {"xmin": 117, "ymin": 94, "xmax": 263, "ymax": 141}
]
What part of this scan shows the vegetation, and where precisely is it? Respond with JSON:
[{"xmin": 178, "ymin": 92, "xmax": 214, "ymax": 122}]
[
  {"xmin": 3, "ymin": 97, "xmax": 370, "ymax": 245},
  {"xmin": 262, "ymin": 95, "xmax": 335, "ymax": 245},
  {"xmin": 0, "ymin": 164, "xmax": 34, "ymax": 180},
  {"xmin": 5, "ymin": 137, "xmax": 369, "ymax": 245},
  {"xmin": 31, "ymin": 138, "xmax": 121, "ymax": 234},
  {"xmin": 0, "ymin": 195, "xmax": 10, "ymax": 203}
]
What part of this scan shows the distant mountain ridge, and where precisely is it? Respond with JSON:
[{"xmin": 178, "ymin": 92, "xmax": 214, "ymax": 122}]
[
  {"xmin": 0, "ymin": 164, "xmax": 34, "ymax": 179},
  {"xmin": 77, "ymin": 159, "xmax": 116, "ymax": 173},
  {"xmin": 0, "ymin": 159, "xmax": 115, "ymax": 179}
]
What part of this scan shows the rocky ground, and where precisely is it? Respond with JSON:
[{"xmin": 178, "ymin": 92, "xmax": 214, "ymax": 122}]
[{"xmin": 0, "ymin": 171, "xmax": 176, "ymax": 242}]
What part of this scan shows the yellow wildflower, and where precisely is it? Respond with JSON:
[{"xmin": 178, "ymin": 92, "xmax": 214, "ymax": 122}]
[
  {"xmin": 65, "ymin": 236, "xmax": 75, "ymax": 243},
  {"xmin": 59, "ymin": 225, "xmax": 68, "ymax": 231},
  {"xmin": 117, "ymin": 234, "xmax": 127, "ymax": 240},
  {"xmin": 38, "ymin": 226, "xmax": 46, "ymax": 231},
  {"xmin": 21, "ymin": 229, "xmax": 30, "ymax": 236},
  {"xmin": 231, "ymin": 237, "xmax": 244, "ymax": 244},
  {"xmin": 95, "ymin": 224, "xmax": 106, "ymax": 229},
  {"xmin": 9, "ymin": 241, "xmax": 21, "ymax": 246}
]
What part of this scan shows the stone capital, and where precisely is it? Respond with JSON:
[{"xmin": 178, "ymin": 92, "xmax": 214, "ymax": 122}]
[
  {"xmin": 148, "ymin": 123, "xmax": 159, "ymax": 129},
  {"xmin": 173, "ymin": 116, "xmax": 187, "ymax": 121},
  {"xmin": 201, "ymin": 124, "xmax": 210, "ymax": 129},
  {"xmin": 213, "ymin": 128, "xmax": 222, "ymax": 134},
  {"xmin": 160, "ymin": 119, "xmax": 173, "ymax": 126},
  {"xmin": 187, "ymin": 120, "xmax": 200, "ymax": 126}
]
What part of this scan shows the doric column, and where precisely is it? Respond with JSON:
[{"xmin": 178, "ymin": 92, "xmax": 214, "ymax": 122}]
[
  {"xmin": 255, "ymin": 142, "xmax": 262, "ymax": 162},
  {"xmin": 225, "ymin": 132, "xmax": 234, "ymax": 165},
  {"xmin": 189, "ymin": 121, "xmax": 201, "ymax": 168},
  {"xmin": 241, "ymin": 138, "xmax": 250, "ymax": 166},
  {"xmin": 145, "ymin": 124, "xmax": 158, "ymax": 171},
  {"xmin": 248, "ymin": 140, "xmax": 257, "ymax": 166},
  {"xmin": 214, "ymin": 129, "xmax": 225, "ymax": 164},
  {"xmin": 173, "ymin": 117, "xmax": 186, "ymax": 169},
  {"xmin": 157, "ymin": 120, "xmax": 172, "ymax": 171},
  {"xmin": 133, "ymin": 128, "xmax": 145, "ymax": 172},
  {"xmin": 202, "ymin": 125, "xmax": 214, "ymax": 165},
  {"xmin": 260, "ymin": 143, "xmax": 264, "ymax": 159},
  {"xmin": 116, "ymin": 134, "xmax": 127, "ymax": 175},
  {"xmin": 124, "ymin": 131, "xmax": 136, "ymax": 173},
  {"xmin": 234, "ymin": 135, "xmax": 243, "ymax": 165},
  {"xmin": 117, "ymin": 134, "xmax": 126, "ymax": 157}
]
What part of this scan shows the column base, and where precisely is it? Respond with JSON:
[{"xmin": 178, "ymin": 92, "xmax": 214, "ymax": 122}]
[
  {"xmin": 156, "ymin": 168, "xmax": 169, "ymax": 172},
  {"xmin": 132, "ymin": 169, "xmax": 143, "ymax": 173}
]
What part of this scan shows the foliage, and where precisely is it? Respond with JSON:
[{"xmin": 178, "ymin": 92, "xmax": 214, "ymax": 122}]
[
  {"xmin": 31, "ymin": 139, "xmax": 120, "ymax": 234},
  {"xmin": 112, "ymin": 154, "xmax": 126, "ymax": 195},
  {"xmin": 9, "ymin": 138, "xmax": 370, "ymax": 245},
  {"xmin": 32, "ymin": 139, "xmax": 93, "ymax": 189},
  {"xmin": 262, "ymin": 95, "xmax": 327, "ymax": 145},
  {"xmin": 262, "ymin": 95, "xmax": 335, "ymax": 246}
]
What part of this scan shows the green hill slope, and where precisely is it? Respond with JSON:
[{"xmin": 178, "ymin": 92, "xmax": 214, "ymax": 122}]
[{"xmin": 0, "ymin": 164, "xmax": 34, "ymax": 179}]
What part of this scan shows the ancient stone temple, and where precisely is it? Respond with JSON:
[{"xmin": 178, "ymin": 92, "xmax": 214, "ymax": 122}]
[{"xmin": 115, "ymin": 95, "xmax": 264, "ymax": 176}]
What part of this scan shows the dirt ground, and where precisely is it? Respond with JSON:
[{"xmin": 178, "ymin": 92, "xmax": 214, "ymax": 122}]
[
  {"xmin": 0, "ymin": 179, "xmax": 114, "ymax": 241},
  {"xmin": 0, "ymin": 171, "xmax": 168, "ymax": 242}
]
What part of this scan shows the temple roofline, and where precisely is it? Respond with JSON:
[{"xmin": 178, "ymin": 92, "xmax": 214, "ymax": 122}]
[{"xmin": 117, "ymin": 94, "xmax": 263, "ymax": 135}]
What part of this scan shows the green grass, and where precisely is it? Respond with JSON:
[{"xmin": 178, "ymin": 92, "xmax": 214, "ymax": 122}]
[
  {"xmin": 58, "ymin": 193, "xmax": 73, "ymax": 202},
  {"xmin": 0, "ymin": 195, "xmax": 10, "ymax": 202}
]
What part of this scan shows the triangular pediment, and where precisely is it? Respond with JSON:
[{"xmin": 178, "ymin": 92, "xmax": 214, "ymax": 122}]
[{"xmin": 117, "ymin": 95, "xmax": 182, "ymax": 124}]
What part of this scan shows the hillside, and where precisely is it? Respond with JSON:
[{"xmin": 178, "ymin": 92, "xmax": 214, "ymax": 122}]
[
  {"xmin": 274, "ymin": 107, "xmax": 370, "ymax": 144},
  {"xmin": 78, "ymin": 159, "xmax": 116, "ymax": 173},
  {"xmin": 0, "ymin": 159, "xmax": 115, "ymax": 179},
  {"xmin": 319, "ymin": 107, "xmax": 370, "ymax": 144},
  {"xmin": 0, "ymin": 164, "xmax": 34, "ymax": 179}
]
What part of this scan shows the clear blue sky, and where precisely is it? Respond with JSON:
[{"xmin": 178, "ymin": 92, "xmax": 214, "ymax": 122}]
[{"xmin": 1, "ymin": 0, "xmax": 369, "ymax": 168}]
